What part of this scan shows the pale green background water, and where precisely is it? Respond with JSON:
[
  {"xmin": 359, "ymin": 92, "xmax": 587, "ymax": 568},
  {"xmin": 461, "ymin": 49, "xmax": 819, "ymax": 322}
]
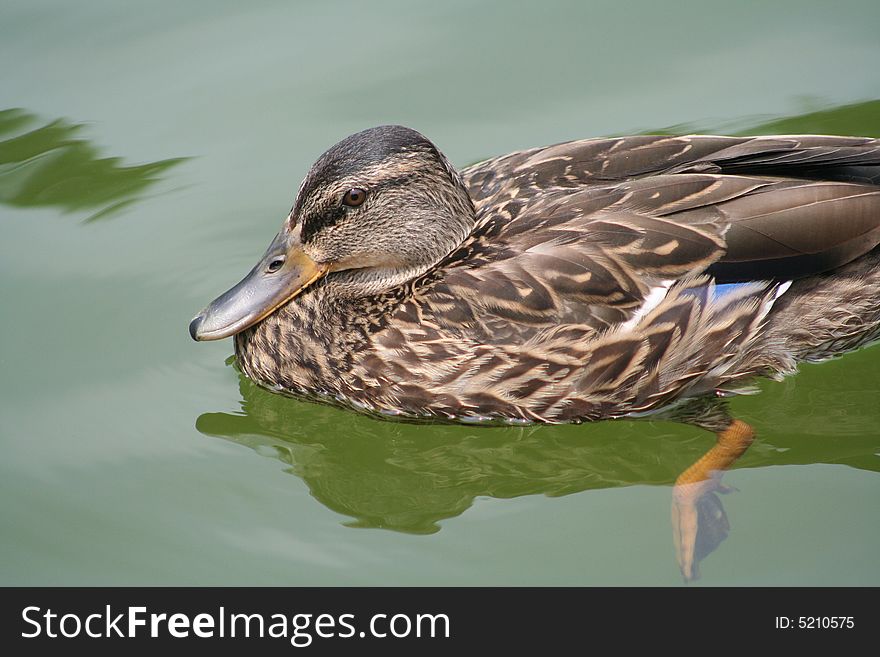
[{"xmin": 2, "ymin": 0, "xmax": 879, "ymax": 585}]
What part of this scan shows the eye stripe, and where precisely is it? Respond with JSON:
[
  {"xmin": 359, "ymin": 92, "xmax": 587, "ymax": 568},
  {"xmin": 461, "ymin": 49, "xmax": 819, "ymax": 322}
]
[
  {"xmin": 299, "ymin": 173, "xmax": 422, "ymax": 243},
  {"xmin": 301, "ymin": 205, "xmax": 346, "ymax": 243}
]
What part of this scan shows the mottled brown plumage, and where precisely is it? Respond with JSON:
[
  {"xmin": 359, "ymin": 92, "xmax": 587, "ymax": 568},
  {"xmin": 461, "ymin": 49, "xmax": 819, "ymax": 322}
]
[{"xmin": 193, "ymin": 127, "xmax": 880, "ymax": 424}]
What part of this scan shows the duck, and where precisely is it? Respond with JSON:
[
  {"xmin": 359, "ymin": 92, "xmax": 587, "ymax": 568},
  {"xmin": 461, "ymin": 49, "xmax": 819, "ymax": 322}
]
[
  {"xmin": 190, "ymin": 126, "xmax": 880, "ymax": 427},
  {"xmin": 191, "ymin": 126, "xmax": 880, "ymax": 580}
]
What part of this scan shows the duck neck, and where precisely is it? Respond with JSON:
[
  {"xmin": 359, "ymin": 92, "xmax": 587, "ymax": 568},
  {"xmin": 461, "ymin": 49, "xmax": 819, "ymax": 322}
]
[{"xmin": 233, "ymin": 261, "xmax": 422, "ymax": 395}]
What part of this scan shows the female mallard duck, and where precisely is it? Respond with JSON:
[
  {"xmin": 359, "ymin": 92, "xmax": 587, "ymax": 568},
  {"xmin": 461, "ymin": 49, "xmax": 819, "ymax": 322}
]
[
  {"xmin": 190, "ymin": 126, "xmax": 880, "ymax": 426},
  {"xmin": 192, "ymin": 127, "xmax": 880, "ymax": 579}
]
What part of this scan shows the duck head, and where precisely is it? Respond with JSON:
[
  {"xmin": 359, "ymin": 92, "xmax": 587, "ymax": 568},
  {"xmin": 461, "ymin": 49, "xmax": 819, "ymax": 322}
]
[{"xmin": 189, "ymin": 125, "xmax": 474, "ymax": 341}]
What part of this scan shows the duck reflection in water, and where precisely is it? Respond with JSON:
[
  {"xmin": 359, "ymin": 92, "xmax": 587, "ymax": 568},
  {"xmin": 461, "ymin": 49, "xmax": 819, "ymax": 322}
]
[{"xmin": 198, "ymin": 375, "xmax": 794, "ymax": 581}]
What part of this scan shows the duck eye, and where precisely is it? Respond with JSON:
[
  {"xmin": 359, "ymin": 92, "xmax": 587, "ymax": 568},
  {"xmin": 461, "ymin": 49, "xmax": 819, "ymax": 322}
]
[
  {"xmin": 267, "ymin": 258, "xmax": 285, "ymax": 273},
  {"xmin": 342, "ymin": 188, "xmax": 367, "ymax": 207}
]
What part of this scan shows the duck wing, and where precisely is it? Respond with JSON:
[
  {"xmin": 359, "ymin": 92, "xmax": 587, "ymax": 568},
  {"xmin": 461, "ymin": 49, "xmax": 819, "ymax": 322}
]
[
  {"xmin": 465, "ymin": 134, "xmax": 880, "ymax": 196},
  {"xmin": 442, "ymin": 136, "xmax": 880, "ymax": 337},
  {"xmin": 376, "ymin": 137, "xmax": 880, "ymax": 420}
]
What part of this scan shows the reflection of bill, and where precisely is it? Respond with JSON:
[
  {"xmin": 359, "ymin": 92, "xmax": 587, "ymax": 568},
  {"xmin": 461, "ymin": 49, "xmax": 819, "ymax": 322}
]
[
  {"xmin": 196, "ymin": 372, "xmax": 877, "ymax": 582},
  {"xmin": 0, "ymin": 108, "xmax": 186, "ymax": 221}
]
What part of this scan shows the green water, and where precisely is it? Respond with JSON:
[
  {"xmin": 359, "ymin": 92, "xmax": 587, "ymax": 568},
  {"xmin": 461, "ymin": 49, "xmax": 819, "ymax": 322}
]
[{"xmin": 2, "ymin": 0, "xmax": 879, "ymax": 586}]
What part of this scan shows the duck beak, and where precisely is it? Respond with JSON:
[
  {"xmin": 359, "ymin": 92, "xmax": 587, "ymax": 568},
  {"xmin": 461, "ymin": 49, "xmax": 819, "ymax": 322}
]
[{"xmin": 189, "ymin": 232, "xmax": 328, "ymax": 341}]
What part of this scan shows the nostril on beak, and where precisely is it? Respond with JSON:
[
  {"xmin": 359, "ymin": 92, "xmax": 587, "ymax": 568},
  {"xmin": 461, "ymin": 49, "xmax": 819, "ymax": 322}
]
[{"xmin": 189, "ymin": 314, "xmax": 204, "ymax": 341}]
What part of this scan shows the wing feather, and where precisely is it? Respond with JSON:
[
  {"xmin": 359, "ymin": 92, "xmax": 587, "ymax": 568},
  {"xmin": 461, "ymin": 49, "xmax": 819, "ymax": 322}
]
[{"xmin": 441, "ymin": 135, "xmax": 880, "ymax": 337}]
